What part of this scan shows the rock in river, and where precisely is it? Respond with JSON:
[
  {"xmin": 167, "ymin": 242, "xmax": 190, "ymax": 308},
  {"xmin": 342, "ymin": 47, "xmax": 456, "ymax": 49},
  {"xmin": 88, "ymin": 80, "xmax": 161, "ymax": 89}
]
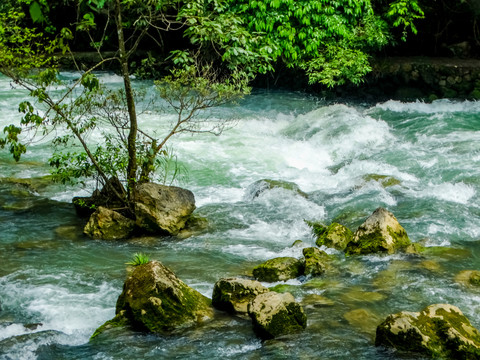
[
  {"xmin": 345, "ymin": 207, "xmax": 411, "ymax": 255},
  {"xmin": 376, "ymin": 303, "xmax": 480, "ymax": 358},
  {"xmin": 253, "ymin": 257, "xmax": 305, "ymax": 282},
  {"xmin": 92, "ymin": 261, "xmax": 213, "ymax": 337},
  {"xmin": 212, "ymin": 277, "xmax": 269, "ymax": 315},
  {"xmin": 248, "ymin": 291, "xmax": 307, "ymax": 339},
  {"xmin": 134, "ymin": 183, "xmax": 196, "ymax": 235},
  {"xmin": 84, "ymin": 206, "xmax": 135, "ymax": 240}
]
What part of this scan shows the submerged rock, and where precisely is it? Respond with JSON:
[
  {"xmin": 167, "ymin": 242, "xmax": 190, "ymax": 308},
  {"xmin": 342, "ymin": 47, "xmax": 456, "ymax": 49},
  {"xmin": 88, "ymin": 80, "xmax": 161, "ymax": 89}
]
[
  {"xmin": 313, "ymin": 222, "xmax": 353, "ymax": 251},
  {"xmin": 302, "ymin": 247, "xmax": 330, "ymax": 277},
  {"xmin": 248, "ymin": 291, "xmax": 307, "ymax": 339},
  {"xmin": 245, "ymin": 179, "xmax": 307, "ymax": 200},
  {"xmin": 362, "ymin": 174, "xmax": 401, "ymax": 188},
  {"xmin": 212, "ymin": 278, "xmax": 269, "ymax": 315},
  {"xmin": 455, "ymin": 270, "xmax": 480, "ymax": 288},
  {"xmin": 345, "ymin": 207, "xmax": 411, "ymax": 255},
  {"xmin": 344, "ymin": 308, "xmax": 381, "ymax": 336},
  {"xmin": 92, "ymin": 261, "xmax": 213, "ymax": 337},
  {"xmin": 84, "ymin": 206, "xmax": 135, "ymax": 240},
  {"xmin": 253, "ymin": 257, "xmax": 305, "ymax": 282},
  {"xmin": 134, "ymin": 183, "xmax": 196, "ymax": 235},
  {"xmin": 376, "ymin": 304, "xmax": 480, "ymax": 358}
]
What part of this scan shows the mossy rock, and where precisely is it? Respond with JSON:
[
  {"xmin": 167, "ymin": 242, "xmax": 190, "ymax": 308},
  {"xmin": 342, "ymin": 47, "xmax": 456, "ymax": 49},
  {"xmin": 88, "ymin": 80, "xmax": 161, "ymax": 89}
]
[
  {"xmin": 246, "ymin": 179, "xmax": 307, "ymax": 199},
  {"xmin": 212, "ymin": 277, "xmax": 269, "ymax": 314},
  {"xmin": 344, "ymin": 308, "xmax": 381, "ymax": 336},
  {"xmin": 376, "ymin": 304, "xmax": 480, "ymax": 358},
  {"xmin": 253, "ymin": 257, "xmax": 305, "ymax": 282},
  {"xmin": 302, "ymin": 247, "xmax": 330, "ymax": 277},
  {"xmin": 345, "ymin": 207, "xmax": 411, "ymax": 255},
  {"xmin": 314, "ymin": 222, "xmax": 353, "ymax": 251},
  {"xmin": 363, "ymin": 174, "xmax": 401, "ymax": 188},
  {"xmin": 248, "ymin": 292, "xmax": 307, "ymax": 339},
  {"xmin": 93, "ymin": 261, "xmax": 214, "ymax": 337},
  {"xmin": 455, "ymin": 270, "xmax": 480, "ymax": 289}
]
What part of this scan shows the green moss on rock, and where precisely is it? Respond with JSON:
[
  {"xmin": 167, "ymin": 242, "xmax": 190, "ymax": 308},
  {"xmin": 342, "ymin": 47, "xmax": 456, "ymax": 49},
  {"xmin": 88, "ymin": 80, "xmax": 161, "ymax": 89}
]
[
  {"xmin": 253, "ymin": 257, "xmax": 305, "ymax": 282},
  {"xmin": 314, "ymin": 222, "xmax": 353, "ymax": 250},
  {"xmin": 302, "ymin": 247, "xmax": 330, "ymax": 277},
  {"xmin": 212, "ymin": 277, "xmax": 269, "ymax": 314},
  {"xmin": 93, "ymin": 261, "xmax": 213, "ymax": 337},
  {"xmin": 376, "ymin": 304, "xmax": 480, "ymax": 358},
  {"xmin": 248, "ymin": 292, "xmax": 307, "ymax": 339},
  {"xmin": 345, "ymin": 207, "xmax": 411, "ymax": 255}
]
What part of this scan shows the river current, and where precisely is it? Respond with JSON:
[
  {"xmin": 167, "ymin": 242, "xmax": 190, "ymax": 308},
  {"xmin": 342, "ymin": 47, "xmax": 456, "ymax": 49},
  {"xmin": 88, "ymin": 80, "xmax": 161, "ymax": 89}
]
[{"xmin": 0, "ymin": 73, "xmax": 480, "ymax": 359}]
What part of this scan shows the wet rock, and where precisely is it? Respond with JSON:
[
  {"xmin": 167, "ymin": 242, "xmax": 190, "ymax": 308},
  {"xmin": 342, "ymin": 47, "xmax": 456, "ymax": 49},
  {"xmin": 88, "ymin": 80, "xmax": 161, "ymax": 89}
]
[
  {"xmin": 253, "ymin": 257, "xmax": 305, "ymax": 282},
  {"xmin": 344, "ymin": 308, "xmax": 381, "ymax": 336},
  {"xmin": 341, "ymin": 288, "xmax": 386, "ymax": 304},
  {"xmin": 313, "ymin": 222, "xmax": 353, "ymax": 251},
  {"xmin": 248, "ymin": 292, "xmax": 307, "ymax": 339},
  {"xmin": 134, "ymin": 183, "xmax": 196, "ymax": 235},
  {"xmin": 362, "ymin": 174, "xmax": 401, "ymax": 188},
  {"xmin": 84, "ymin": 206, "xmax": 135, "ymax": 240},
  {"xmin": 212, "ymin": 278, "xmax": 269, "ymax": 315},
  {"xmin": 92, "ymin": 261, "xmax": 213, "ymax": 337},
  {"xmin": 455, "ymin": 270, "xmax": 480, "ymax": 288},
  {"xmin": 302, "ymin": 247, "xmax": 329, "ymax": 277},
  {"xmin": 290, "ymin": 240, "xmax": 305, "ymax": 248},
  {"xmin": 376, "ymin": 304, "xmax": 480, "ymax": 358},
  {"xmin": 176, "ymin": 215, "xmax": 209, "ymax": 239},
  {"xmin": 301, "ymin": 294, "xmax": 335, "ymax": 308},
  {"xmin": 245, "ymin": 179, "xmax": 307, "ymax": 200},
  {"xmin": 345, "ymin": 207, "xmax": 411, "ymax": 255}
]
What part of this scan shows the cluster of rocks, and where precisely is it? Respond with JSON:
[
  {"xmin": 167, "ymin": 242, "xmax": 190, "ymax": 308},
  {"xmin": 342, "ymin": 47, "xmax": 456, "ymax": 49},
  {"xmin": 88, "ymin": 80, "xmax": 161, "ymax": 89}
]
[
  {"xmin": 76, "ymin": 180, "xmax": 196, "ymax": 240},
  {"xmin": 84, "ymin": 176, "xmax": 480, "ymax": 358},
  {"xmin": 92, "ymin": 262, "xmax": 306, "ymax": 340}
]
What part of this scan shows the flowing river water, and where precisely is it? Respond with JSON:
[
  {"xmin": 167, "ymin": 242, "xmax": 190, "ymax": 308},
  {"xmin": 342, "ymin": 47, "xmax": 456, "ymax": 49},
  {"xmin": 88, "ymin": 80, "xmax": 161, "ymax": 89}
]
[{"xmin": 1, "ymin": 72, "xmax": 480, "ymax": 359}]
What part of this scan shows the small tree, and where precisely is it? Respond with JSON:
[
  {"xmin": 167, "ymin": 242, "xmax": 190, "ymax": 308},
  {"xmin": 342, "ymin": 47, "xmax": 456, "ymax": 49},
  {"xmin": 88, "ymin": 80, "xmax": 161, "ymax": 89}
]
[{"xmin": 0, "ymin": 0, "xmax": 250, "ymax": 217}]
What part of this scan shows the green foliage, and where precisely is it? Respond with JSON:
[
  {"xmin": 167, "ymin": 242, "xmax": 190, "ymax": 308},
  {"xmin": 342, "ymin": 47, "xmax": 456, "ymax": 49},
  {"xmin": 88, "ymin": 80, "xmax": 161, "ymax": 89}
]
[{"xmin": 125, "ymin": 253, "xmax": 150, "ymax": 266}]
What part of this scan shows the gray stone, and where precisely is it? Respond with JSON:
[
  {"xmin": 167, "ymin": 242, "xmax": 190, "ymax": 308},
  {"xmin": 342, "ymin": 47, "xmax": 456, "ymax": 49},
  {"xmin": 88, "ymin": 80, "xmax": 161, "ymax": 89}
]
[
  {"xmin": 84, "ymin": 206, "xmax": 135, "ymax": 240},
  {"xmin": 345, "ymin": 207, "xmax": 411, "ymax": 255},
  {"xmin": 134, "ymin": 183, "xmax": 196, "ymax": 235},
  {"xmin": 376, "ymin": 304, "xmax": 480, "ymax": 358},
  {"xmin": 252, "ymin": 257, "xmax": 305, "ymax": 282},
  {"xmin": 248, "ymin": 291, "xmax": 307, "ymax": 339},
  {"xmin": 92, "ymin": 261, "xmax": 213, "ymax": 337},
  {"xmin": 212, "ymin": 277, "xmax": 269, "ymax": 314}
]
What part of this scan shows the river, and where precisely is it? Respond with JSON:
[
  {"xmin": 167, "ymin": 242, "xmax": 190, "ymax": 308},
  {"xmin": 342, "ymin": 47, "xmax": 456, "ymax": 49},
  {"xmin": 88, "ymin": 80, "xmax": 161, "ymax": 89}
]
[{"xmin": 1, "ymin": 72, "xmax": 480, "ymax": 359}]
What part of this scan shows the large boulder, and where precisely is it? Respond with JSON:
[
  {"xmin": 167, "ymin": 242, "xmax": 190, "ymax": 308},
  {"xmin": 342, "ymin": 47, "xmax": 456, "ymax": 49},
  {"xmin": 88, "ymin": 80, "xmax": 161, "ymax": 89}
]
[
  {"xmin": 84, "ymin": 206, "xmax": 135, "ymax": 240},
  {"xmin": 376, "ymin": 304, "xmax": 480, "ymax": 358},
  {"xmin": 134, "ymin": 183, "xmax": 196, "ymax": 235},
  {"xmin": 212, "ymin": 278, "xmax": 269, "ymax": 315},
  {"xmin": 248, "ymin": 291, "xmax": 307, "ymax": 339},
  {"xmin": 253, "ymin": 257, "xmax": 305, "ymax": 282},
  {"xmin": 92, "ymin": 261, "xmax": 213, "ymax": 337},
  {"xmin": 302, "ymin": 247, "xmax": 329, "ymax": 277},
  {"xmin": 345, "ymin": 207, "xmax": 411, "ymax": 255},
  {"xmin": 314, "ymin": 222, "xmax": 353, "ymax": 251}
]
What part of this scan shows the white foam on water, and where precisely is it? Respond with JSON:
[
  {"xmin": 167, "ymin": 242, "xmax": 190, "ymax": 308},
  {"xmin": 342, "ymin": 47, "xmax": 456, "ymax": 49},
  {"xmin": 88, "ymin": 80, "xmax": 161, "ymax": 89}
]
[
  {"xmin": 373, "ymin": 99, "xmax": 480, "ymax": 114},
  {"xmin": 0, "ymin": 271, "xmax": 118, "ymax": 345},
  {"xmin": 422, "ymin": 182, "xmax": 476, "ymax": 204},
  {"xmin": 217, "ymin": 341, "xmax": 262, "ymax": 357}
]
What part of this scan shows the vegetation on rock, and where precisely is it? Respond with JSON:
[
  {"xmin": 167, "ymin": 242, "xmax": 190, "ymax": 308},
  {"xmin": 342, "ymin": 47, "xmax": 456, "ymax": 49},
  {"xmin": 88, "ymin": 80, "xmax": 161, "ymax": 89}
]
[
  {"xmin": 376, "ymin": 304, "xmax": 480, "ymax": 358},
  {"xmin": 252, "ymin": 257, "xmax": 305, "ymax": 282}
]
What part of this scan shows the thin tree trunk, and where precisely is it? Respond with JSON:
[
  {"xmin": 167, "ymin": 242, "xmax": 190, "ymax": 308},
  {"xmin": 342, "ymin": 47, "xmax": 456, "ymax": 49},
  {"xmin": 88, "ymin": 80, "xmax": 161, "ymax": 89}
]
[{"xmin": 114, "ymin": 0, "xmax": 138, "ymax": 207}]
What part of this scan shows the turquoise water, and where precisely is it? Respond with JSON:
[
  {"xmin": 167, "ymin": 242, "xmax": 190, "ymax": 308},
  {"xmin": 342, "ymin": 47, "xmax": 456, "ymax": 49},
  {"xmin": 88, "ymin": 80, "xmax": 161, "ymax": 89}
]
[{"xmin": 1, "ymin": 73, "xmax": 480, "ymax": 359}]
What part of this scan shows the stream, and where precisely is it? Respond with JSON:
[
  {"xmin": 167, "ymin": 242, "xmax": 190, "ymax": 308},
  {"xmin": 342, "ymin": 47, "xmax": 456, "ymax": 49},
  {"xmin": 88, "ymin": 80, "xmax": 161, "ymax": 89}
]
[{"xmin": 1, "ymin": 72, "xmax": 480, "ymax": 359}]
